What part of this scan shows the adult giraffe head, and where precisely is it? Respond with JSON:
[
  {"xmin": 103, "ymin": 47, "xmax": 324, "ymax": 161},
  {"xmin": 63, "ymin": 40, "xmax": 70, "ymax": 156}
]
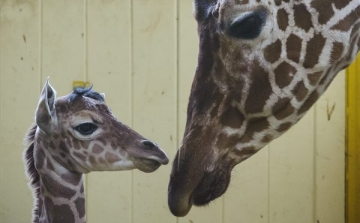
[{"xmin": 168, "ymin": 0, "xmax": 360, "ymax": 217}]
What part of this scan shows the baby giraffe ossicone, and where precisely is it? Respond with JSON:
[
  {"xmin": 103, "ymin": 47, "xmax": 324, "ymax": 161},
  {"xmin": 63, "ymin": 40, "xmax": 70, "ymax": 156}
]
[{"xmin": 23, "ymin": 79, "xmax": 169, "ymax": 223}]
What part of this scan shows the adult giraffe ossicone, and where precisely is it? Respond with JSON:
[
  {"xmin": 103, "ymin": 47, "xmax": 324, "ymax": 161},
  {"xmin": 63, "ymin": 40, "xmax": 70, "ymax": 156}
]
[
  {"xmin": 24, "ymin": 79, "xmax": 169, "ymax": 223},
  {"xmin": 168, "ymin": 0, "xmax": 360, "ymax": 217}
]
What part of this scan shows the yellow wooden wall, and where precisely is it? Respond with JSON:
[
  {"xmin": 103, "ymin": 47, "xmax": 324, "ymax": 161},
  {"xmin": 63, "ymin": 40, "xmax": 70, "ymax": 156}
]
[{"xmin": 0, "ymin": 1, "xmax": 345, "ymax": 223}]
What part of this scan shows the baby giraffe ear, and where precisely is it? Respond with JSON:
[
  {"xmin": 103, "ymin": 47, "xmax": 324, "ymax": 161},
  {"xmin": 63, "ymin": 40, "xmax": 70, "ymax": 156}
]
[{"xmin": 36, "ymin": 78, "xmax": 57, "ymax": 133}]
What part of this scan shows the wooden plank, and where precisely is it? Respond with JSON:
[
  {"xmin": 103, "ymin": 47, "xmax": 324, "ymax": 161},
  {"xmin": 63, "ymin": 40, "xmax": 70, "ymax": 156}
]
[
  {"xmin": 224, "ymin": 149, "xmax": 269, "ymax": 223},
  {"xmin": 0, "ymin": 0, "xmax": 40, "ymax": 222},
  {"xmin": 315, "ymin": 72, "xmax": 345, "ymax": 223},
  {"xmin": 41, "ymin": 0, "xmax": 85, "ymax": 92},
  {"xmin": 132, "ymin": 0, "xmax": 177, "ymax": 222},
  {"xmin": 269, "ymin": 109, "xmax": 315, "ymax": 223},
  {"xmin": 86, "ymin": 1, "xmax": 133, "ymax": 222}
]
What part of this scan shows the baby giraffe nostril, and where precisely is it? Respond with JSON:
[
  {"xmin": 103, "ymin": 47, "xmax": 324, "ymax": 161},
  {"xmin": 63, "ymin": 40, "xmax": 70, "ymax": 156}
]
[{"xmin": 141, "ymin": 140, "xmax": 157, "ymax": 148}]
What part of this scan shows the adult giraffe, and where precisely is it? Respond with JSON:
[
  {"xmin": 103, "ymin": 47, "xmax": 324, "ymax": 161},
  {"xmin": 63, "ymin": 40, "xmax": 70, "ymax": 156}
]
[{"xmin": 168, "ymin": 0, "xmax": 360, "ymax": 217}]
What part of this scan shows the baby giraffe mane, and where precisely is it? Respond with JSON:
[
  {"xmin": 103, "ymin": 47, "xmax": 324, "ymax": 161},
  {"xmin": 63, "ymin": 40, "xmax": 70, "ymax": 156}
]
[{"xmin": 23, "ymin": 123, "xmax": 40, "ymax": 222}]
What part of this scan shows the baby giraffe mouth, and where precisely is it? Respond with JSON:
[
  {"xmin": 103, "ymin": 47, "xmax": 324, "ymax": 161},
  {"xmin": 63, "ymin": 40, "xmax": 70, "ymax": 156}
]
[{"xmin": 136, "ymin": 157, "xmax": 168, "ymax": 173}]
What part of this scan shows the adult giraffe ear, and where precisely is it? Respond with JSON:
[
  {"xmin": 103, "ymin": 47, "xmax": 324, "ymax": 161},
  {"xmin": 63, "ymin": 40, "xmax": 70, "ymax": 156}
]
[{"xmin": 36, "ymin": 78, "xmax": 57, "ymax": 133}]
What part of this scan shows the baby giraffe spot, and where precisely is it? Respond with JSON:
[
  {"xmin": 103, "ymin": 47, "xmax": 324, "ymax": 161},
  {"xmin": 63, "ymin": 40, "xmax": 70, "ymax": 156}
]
[
  {"xmin": 277, "ymin": 8, "xmax": 289, "ymax": 31},
  {"xmin": 92, "ymin": 144, "xmax": 104, "ymax": 154},
  {"xmin": 105, "ymin": 152, "xmax": 120, "ymax": 163},
  {"xmin": 74, "ymin": 197, "xmax": 85, "ymax": 219},
  {"xmin": 89, "ymin": 155, "xmax": 96, "ymax": 164},
  {"xmin": 42, "ymin": 174, "xmax": 77, "ymax": 197},
  {"xmin": 286, "ymin": 34, "xmax": 302, "ymax": 63},
  {"xmin": 59, "ymin": 141, "xmax": 69, "ymax": 153},
  {"xmin": 311, "ymin": 0, "xmax": 334, "ymax": 25},
  {"xmin": 263, "ymin": 39, "xmax": 282, "ymax": 63},
  {"xmin": 73, "ymin": 152, "xmax": 87, "ymax": 162},
  {"xmin": 274, "ymin": 62, "xmax": 296, "ymax": 88},
  {"xmin": 245, "ymin": 61, "xmax": 272, "ymax": 114},
  {"xmin": 293, "ymin": 4, "xmax": 313, "ymax": 32}
]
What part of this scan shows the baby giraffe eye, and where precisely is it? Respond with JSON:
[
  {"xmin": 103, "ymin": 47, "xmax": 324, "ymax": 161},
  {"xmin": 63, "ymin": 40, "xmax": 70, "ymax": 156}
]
[
  {"xmin": 228, "ymin": 9, "xmax": 267, "ymax": 39},
  {"xmin": 74, "ymin": 123, "xmax": 98, "ymax": 135}
]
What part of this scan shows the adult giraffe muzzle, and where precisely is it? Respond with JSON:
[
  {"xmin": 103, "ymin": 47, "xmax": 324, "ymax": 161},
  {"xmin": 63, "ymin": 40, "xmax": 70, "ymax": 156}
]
[{"xmin": 168, "ymin": 0, "xmax": 360, "ymax": 217}]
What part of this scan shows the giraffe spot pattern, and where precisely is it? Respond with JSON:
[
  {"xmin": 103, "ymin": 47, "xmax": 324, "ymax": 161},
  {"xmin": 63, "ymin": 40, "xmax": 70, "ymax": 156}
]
[
  {"xmin": 276, "ymin": 8, "xmax": 289, "ymax": 31},
  {"xmin": 286, "ymin": 34, "xmax": 302, "ymax": 63},
  {"xmin": 92, "ymin": 144, "xmax": 104, "ymax": 154},
  {"xmin": 74, "ymin": 197, "xmax": 85, "ymax": 219},
  {"xmin": 276, "ymin": 122, "xmax": 292, "ymax": 132},
  {"xmin": 44, "ymin": 197, "xmax": 75, "ymax": 223},
  {"xmin": 330, "ymin": 42, "xmax": 344, "ymax": 63},
  {"xmin": 42, "ymin": 174, "xmax": 77, "ymax": 197},
  {"xmin": 331, "ymin": 6, "xmax": 360, "ymax": 31},
  {"xmin": 245, "ymin": 61, "xmax": 272, "ymax": 114},
  {"xmin": 311, "ymin": 0, "xmax": 335, "ymax": 25},
  {"xmin": 292, "ymin": 81, "xmax": 309, "ymax": 102},
  {"xmin": 240, "ymin": 118, "xmax": 270, "ymax": 143},
  {"xmin": 272, "ymin": 97, "xmax": 295, "ymax": 120},
  {"xmin": 274, "ymin": 62, "xmax": 296, "ymax": 88},
  {"xmin": 264, "ymin": 39, "xmax": 282, "ymax": 63},
  {"xmin": 298, "ymin": 91, "xmax": 319, "ymax": 115},
  {"xmin": 307, "ymin": 71, "xmax": 323, "ymax": 86},
  {"xmin": 304, "ymin": 33, "xmax": 326, "ymax": 68},
  {"xmin": 220, "ymin": 106, "xmax": 245, "ymax": 128},
  {"xmin": 293, "ymin": 4, "xmax": 313, "ymax": 32}
]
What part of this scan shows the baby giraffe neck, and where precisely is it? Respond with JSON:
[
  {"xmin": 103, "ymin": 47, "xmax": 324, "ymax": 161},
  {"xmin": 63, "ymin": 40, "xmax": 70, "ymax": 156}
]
[{"xmin": 36, "ymin": 152, "xmax": 86, "ymax": 223}]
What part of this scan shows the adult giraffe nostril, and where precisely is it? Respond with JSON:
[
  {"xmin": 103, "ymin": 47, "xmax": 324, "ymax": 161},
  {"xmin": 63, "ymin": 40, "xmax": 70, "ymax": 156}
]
[{"xmin": 141, "ymin": 140, "xmax": 157, "ymax": 148}]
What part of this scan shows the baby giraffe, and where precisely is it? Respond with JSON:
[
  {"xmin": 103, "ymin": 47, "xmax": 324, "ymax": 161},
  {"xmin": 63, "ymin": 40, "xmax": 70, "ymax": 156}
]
[{"xmin": 23, "ymin": 79, "xmax": 169, "ymax": 223}]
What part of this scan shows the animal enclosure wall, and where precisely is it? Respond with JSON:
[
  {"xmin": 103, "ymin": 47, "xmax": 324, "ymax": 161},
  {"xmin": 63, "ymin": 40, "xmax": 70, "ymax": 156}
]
[{"xmin": 0, "ymin": 1, "xmax": 345, "ymax": 223}]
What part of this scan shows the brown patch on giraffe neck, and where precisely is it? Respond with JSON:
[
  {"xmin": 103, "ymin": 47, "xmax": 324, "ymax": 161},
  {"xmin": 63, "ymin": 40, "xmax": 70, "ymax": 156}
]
[
  {"xmin": 41, "ymin": 173, "xmax": 77, "ymax": 198},
  {"xmin": 44, "ymin": 197, "xmax": 76, "ymax": 223},
  {"xmin": 272, "ymin": 97, "xmax": 295, "ymax": 120},
  {"xmin": 308, "ymin": 71, "xmax": 323, "ymax": 86},
  {"xmin": 330, "ymin": 42, "xmax": 344, "ymax": 63},
  {"xmin": 277, "ymin": 8, "xmax": 289, "ymax": 31},
  {"xmin": 276, "ymin": 122, "xmax": 292, "ymax": 132},
  {"xmin": 220, "ymin": 101, "xmax": 245, "ymax": 128},
  {"xmin": 311, "ymin": 0, "xmax": 335, "ymax": 25},
  {"xmin": 286, "ymin": 34, "xmax": 302, "ymax": 63},
  {"xmin": 274, "ymin": 62, "xmax": 296, "ymax": 88},
  {"xmin": 292, "ymin": 81, "xmax": 309, "ymax": 102},
  {"xmin": 240, "ymin": 118, "xmax": 270, "ymax": 143},
  {"xmin": 298, "ymin": 90, "xmax": 319, "ymax": 115},
  {"xmin": 245, "ymin": 60, "xmax": 272, "ymax": 114},
  {"xmin": 294, "ymin": 4, "xmax": 313, "ymax": 32},
  {"xmin": 74, "ymin": 197, "xmax": 85, "ymax": 219},
  {"xmin": 264, "ymin": 39, "xmax": 282, "ymax": 63},
  {"xmin": 331, "ymin": 5, "xmax": 360, "ymax": 31},
  {"xmin": 304, "ymin": 33, "xmax": 326, "ymax": 68}
]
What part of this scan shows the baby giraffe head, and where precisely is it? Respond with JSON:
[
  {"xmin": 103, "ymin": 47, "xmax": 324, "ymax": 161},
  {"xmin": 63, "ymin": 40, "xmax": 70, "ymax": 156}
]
[
  {"xmin": 32, "ymin": 79, "xmax": 169, "ymax": 174},
  {"xmin": 31, "ymin": 79, "xmax": 170, "ymax": 175}
]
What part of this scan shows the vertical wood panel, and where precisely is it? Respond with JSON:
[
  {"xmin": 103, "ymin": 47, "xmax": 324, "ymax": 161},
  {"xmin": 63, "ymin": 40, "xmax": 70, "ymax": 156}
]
[
  {"xmin": 41, "ymin": 0, "xmax": 85, "ymax": 92},
  {"xmin": 269, "ymin": 110, "xmax": 315, "ymax": 223},
  {"xmin": 86, "ymin": 1, "xmax": 132, "ymax": 223},
  {"xmin": 0, "ymin": 0, "xmax": 40, "ymax": 222},
  {"xmin": 315, "ymin": 73, "xmax": 345, "ymax": 223},
  {"xmin": 132, "ymin": 0, "xmax": 176, "ymax": 222},
  {"xmin": 224, "ymin": 149, "xmax": 269, "ymax": 223}
]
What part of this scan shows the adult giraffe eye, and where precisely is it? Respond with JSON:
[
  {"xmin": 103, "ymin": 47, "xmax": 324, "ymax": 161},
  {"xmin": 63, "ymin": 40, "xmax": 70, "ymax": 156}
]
[
  {"xmin": 228, "ymin": 10, "xmax": 267, "ymax": 39},
  {"xmin": 74, "ymin": 123, "xmax": 98, "ymax": 135}
]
